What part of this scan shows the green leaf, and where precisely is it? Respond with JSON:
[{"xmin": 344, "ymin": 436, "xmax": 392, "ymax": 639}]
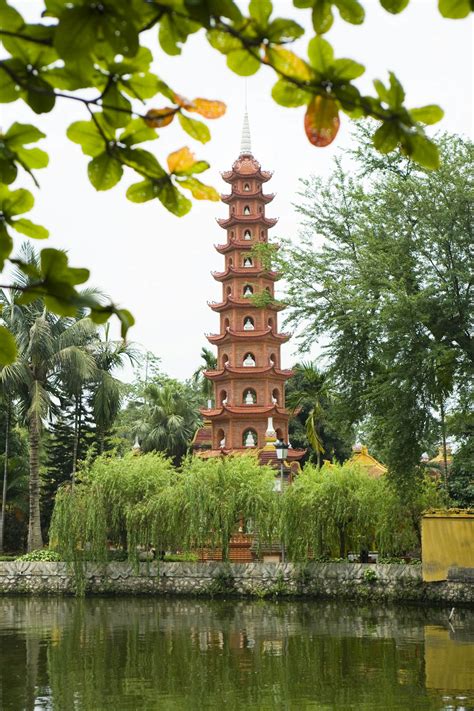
[
  {"xmin": 0, "ymin": 66, "xmax": 19, "ymax": 102},
  {"xmin": 178, "ymin": 113, "xmax": 211, "ymax": 143},
  {"xmin": 156, "ymin": 181, "xmax": 192, "ymax": 216},
  {"xmin": 0, "ymin": 0, "xmax": 23, "ymax": 31},
  {"xmin": 272, "ymin": 78, "xmax": 311, "ymax": 107},
  {"xmin": 54, "ymin": 6, "xmax": 99, "ymax": 60},
  {"xmin": 116, "ymin": 309, "xmax": 135, "ymax": 339},
  {"xmin": 122, "ymin": 73, "xmax": 160, "ymax": 101},
  {"xmin": 308, "ymin": 37, "xmax": 334, "ymax": 72},
  {"xmin": 226, "ymin": 49, "xmax": 261, "ymax": 76},
  {"xmin": 0, "ymin": 223, "xmax": 13, "ymax": 270},
  {"xmin": 119, "ymin": 147, "xmax": 167, "ymax": 179},
  {"xmin": 332, "ymin": 58, "xmax": 365, "ymax": 80},
  {"xmin": 388, "ymin": 72, "xmax": 405, "ymax": 108},
  {"xmin": 126, "ymin": 179, "xmax": 157, "ymax": 203},
  {"xmin": 206, "ymin": 29, "xmax": 242, "ymax": 54},
  {"xmin": 177, "ymin": 177, "xmax": 220, "ymax": 200},
  {"xmin": 312, "ymin": 0, "xmax": 334, "ymax": 33},
  {"xmin": 119, "ymin": 119, "xmax": 159, "ymax": 146},
  {"xmin": 67, "ymin": 120, "xmax": 105, "ymax": 157},
  {"xmin": 410, "ymin": 105, "xmax": 444, "ymax": 125},
  {"xmin": 334, "ymin": 0, "xmax": 365, "ymax": 24},
  {"xmin": 15, "ymin": 147, "xmax": 49, "ymax": 170},
  {"xmin": 25, "ymin": 76, "xmax": 56, "ymax": 114},
  {"xmin": 158, "ymin": 13, "xmax": 199, "ymax": 56},
  {"xmin": 267, "ymin": 18, "xmax": 305, "ymax": 42},
  {"xmin": 438, "ymin": 0, "xmax": 471, "ymax": 18},
  {"xmin": 0, "ymin": 159, "xmax": 17, "ymax": 184},
  {"xmin": 11, "ymin": 218, "xmax": 49, "ymax": 239},
  {"xmin": 373, "ymin": 79, "xmax": 390, "ymax": 104},
  {"xmin": 380, "ymin": 0, "xmax": 410, "ymax": 12},
  {"xmin": 249, "ymin": 0, "xmax": 272, "ymax": 26},
  {"xmin": 402, "ymin": 134, "xmax": 440, "ymax": 170},
  {"xmin": 87, "ymin": 153, "xmax": 123, "ymax": 190},
  {"xmin": 3, "ymin": 188, "xmax": 34, "ymax": 217},
  {"xmin": 0, "ymin": 326, "xmax": 17, "ymax": 367},
  {"xmin": 5, "ymin": 123, "xmax": 45, "ymax": 148},
  {"xmin": 372, "ymin": 122, "xmax": 400, "ymax": 153},
  {"xmin": 102, "ymin": 84, "xmax": 132, "ymax": 128},
  {"xmin": 266, "ymin": 47, "xmax": 313, "ymax": 80}
]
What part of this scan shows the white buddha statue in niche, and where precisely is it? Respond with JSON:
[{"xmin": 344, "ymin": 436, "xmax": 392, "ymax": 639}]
[
  {"xmin": 243, "ymin": 353, "xmax": 256, "ymax": 367},
  {"xmin": 243, "ymin": 257, "xmax": 253, "ymax": 268},
  {"xmin": 244, "ymin": 431, "xmax": 256, "ymax": 447},
  {"xmin": 244, "ymin": 390, "xmax": 255, "ymax": 405},
  {"xmin": 243, "ymin": 317, "xmax": 254, "ymax": 331}
]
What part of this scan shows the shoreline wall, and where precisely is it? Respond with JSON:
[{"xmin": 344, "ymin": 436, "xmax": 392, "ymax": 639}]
[{"xmin": 0, "ymin": 561, "xmax": 472, "ymax": 604}]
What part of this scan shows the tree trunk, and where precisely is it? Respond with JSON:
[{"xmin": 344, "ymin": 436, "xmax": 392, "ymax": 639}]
[
  {"xmin": 440, "ymin": 399, "xmax": 448, "ymax": 489},
  {"xmin": 71, "ymin": 393, "xmax": 81, "ymax": 487},
  {"xmin": 0, "ymin": 402, "xmax": 10, "ymax": 553},
  {"xmin": 27, "ymin": 416, "xmax": 43, "ymax": 552}
]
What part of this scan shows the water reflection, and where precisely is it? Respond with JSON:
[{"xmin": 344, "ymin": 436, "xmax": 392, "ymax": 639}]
[{"xmin": 0, "ymin": 598, "xmax": 473, "ymax": 710}]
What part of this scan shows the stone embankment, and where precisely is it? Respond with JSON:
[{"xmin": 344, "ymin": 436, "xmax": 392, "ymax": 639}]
[
  {"xmin": 0, "ymin": 561, "xmax": 474, "ymax": 604},
  {"xmin": 0, "ymin": 561, "xmax": 472, "ymax": 604}
]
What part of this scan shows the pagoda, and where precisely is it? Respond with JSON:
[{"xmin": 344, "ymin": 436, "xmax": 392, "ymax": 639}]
[{"xmin": 193, "ymin": 114, "xmax": 305, "ymax": 469}]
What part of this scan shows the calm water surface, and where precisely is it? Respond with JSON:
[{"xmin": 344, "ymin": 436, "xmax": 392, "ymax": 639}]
[{"xmin": 0, "ymin": 597, "xmax": 473, "ymax": 710}]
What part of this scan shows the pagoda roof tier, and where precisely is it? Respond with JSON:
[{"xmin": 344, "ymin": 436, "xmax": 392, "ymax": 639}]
[
  {"xmin": 198, "ymin": 447, "xmax": 306, "ymax": 464},
  {"xmin": 208, "ymin": 296, "xmax": 285, "ymax": 312},
  {"xmin": 221, "ymin": 155, "xmax": 273, "ymax": 184},
  {"xmin": 206, "ymin": 327, "xmax": 290, "ymax": 345},
  {"xmin": 221, "ymin": 191, "xmax": 274, "ymax": 204},
  {"xmin": 212, "ymin": 267, "xmax": 280, "ymax": 282},
  {"xmin": 204, "ymin": 365, "xmax": 293, "ymax": 382},
  {"xmin": 217, "ymin": 215, "xmax": 277, "ymax": 229},
  {"xmin": 215, "ymin": 240, "xmax": 279, "ymax": 255},
  {"xmin": 200, "ymin": 404, "xmax": 290, "ymax": 419}
]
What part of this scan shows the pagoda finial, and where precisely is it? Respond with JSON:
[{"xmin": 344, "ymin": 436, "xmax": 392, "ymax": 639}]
[{"xmin": 240, "ymin": 110, "xmax": 252, "ymax": 155}]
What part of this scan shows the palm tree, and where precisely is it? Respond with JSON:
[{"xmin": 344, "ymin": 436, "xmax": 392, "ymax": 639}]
[
  {"xmin": 286, "ymin": 362, "xmax": 328, "ymax": 468},
  {"xmin": 89, "ymin": 326, "xmax": 139, "ymax": 454},
  {"xmin": 192, "ymin": 347, "xmax": 217, "ymax": 405},
  {"xmin": 1, "ymin": 278, "xmax": 97, "ymax": 550},
  {"xmin": 137, "ymin": 381, "xmax": 201, "ymax": 465}
]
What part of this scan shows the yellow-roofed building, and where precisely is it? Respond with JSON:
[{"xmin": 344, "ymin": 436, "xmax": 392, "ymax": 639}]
[{"xmin": 349, "ymin": 444, "xmax": 387, "ymax": 478}]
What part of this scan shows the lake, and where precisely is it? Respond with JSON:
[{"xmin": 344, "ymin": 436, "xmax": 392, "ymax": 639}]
[{"xmin": 0, "ymin": 597, "xmax": 473, "ymax": 710}]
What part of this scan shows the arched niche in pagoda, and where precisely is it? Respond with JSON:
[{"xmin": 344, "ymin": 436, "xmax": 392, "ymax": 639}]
[
  {"xmin": 243, "ymin": 352, "xmax": 256, "ymax": 367},
  {"xmin": 243, "ymin": 428, "xmax": 257, "ymax": 447},
  {"xmin": 243, "ymin": 388, "xmax": 257, "ymax": 405}
]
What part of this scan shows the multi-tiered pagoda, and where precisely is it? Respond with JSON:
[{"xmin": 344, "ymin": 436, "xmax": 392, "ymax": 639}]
[{"xmin": 193, "ymin": 115, "xmax": 305, "ymax": 469}]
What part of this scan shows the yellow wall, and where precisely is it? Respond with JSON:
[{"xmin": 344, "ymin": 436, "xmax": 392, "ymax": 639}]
[
  {"xmin": 424, "ymin": 625, "xmax": 474, "ymax": 693},
  {"xmin": 422, "ymin": 512, "xmax": 474, "ymax": 582}
]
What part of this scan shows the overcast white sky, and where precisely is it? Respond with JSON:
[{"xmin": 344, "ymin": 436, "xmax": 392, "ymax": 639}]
[{"xmin": 3, "ymin": 1, "xmax": 473, "ymax": 381}]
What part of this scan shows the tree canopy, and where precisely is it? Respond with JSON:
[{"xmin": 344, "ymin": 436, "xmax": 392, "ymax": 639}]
[
  {"xmin": 0, "ymin": 0, "xmax": 471, "ymax": 359},
  {"xmin": 275, "ymin": 130, "xmax": 473, "ymax": 489}
]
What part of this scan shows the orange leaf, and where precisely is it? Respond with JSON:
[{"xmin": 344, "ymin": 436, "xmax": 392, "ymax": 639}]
[
  {"xmin": 167, "ymin": 146, "xmax": 196, "ymax": 174},
  {"xmin": 304, "ymin": 95, "xmax": 340, "ymax": 147},
  {"xmin": 173, "ymin": 93, "xmax": 195, "ymax": 110},
  {"xmin": 144, "ymin": 108, "xmax": 176, "ymax": 128},
  {"xmin": 190, "ymin": 98, "xmax": 226, "ymax": 119}
]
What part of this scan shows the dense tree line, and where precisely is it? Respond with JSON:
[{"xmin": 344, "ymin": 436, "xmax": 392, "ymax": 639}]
[{"xmin": 50, "ymin": 453, "xmax": 444, "ymax": 569}]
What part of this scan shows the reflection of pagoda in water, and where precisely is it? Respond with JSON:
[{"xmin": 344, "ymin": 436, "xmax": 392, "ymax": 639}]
[{"xmin": 192, "ymin": 114, "xmax": 305, "ymax": 470}]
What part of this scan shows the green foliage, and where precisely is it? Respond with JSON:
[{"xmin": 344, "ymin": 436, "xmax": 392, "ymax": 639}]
[
  {"xmin": 278, "ymin": 130, "xmax": 473, "ymax": 490},
  {"xmin": 363, "ymin": 567, "xmax": 377, "ymax": 582},
  {"xmin": 0, "ymin": 0, "xmax": 467, "ymax": 354},
  {"xmin": 16, "ymin": 548, "xmax": 61, "ymax": 562},
  {"xmin": 286, "ymin": 362, "xmax": 353, "ymax": 465},
  {"xmin": 281, "ymin": 462, "xmax": 445, "ymax": 559}
]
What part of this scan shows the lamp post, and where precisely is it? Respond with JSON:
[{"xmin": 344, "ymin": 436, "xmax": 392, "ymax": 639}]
[{"xmin": 274, "ymin": 439, "xmax": 289, "ymax": 563}]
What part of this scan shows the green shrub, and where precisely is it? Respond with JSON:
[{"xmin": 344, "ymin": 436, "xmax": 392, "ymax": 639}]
[
  {"xmin": 363, "ymin": 568, "xmax": 377, "ymax": 583},
  {"xmin": 16, "ymin": 549, "xmax": 62, "ymax": 562},
  {"xmin": 163, "ymin": 552, "xmax": 198, "ymax": 562}
]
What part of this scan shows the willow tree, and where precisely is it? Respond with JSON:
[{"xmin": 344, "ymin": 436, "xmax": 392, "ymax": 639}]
[
  {"xmin": 281, "ymin": 462, "xmax": 381, "ymax": 560},
  {"xmin": 178, "ymin": 453, "xmax": 279, "ymax": 561},
  {"xmin": 49, "ymin": 452, "xmax": 176, "ymax": 562}
]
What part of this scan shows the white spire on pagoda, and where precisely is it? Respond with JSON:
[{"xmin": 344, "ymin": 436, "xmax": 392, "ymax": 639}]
[{"xmin": 240, "ymin": 110, "xmax": 252, "ymax": 155}]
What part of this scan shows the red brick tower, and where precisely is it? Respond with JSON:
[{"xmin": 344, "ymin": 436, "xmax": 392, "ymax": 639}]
[{"xmin": 194, "ymin": 114, "xmax": 305, "ymax": 467}]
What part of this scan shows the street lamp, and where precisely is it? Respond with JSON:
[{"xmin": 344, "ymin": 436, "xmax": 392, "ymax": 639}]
[{"xmin": 274, "ymin": 439, "xmax": 289, "ymax": 563}]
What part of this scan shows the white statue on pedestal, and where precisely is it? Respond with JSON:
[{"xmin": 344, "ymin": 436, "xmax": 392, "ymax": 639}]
[{"xmin": 244, "ymin": 431, "xmax": 256, "ymax": 447}]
